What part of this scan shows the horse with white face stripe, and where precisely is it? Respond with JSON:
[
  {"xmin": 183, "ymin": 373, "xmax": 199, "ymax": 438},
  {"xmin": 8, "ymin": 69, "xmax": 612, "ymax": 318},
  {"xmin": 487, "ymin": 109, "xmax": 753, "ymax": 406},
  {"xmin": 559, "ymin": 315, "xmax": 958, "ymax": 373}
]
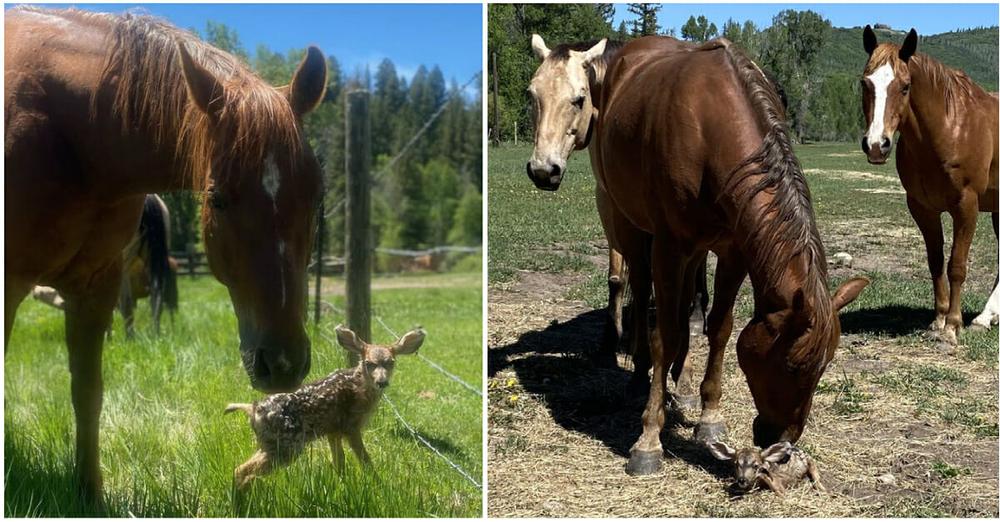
[{"xmin": 859, "ymin": 25, "xmax": 999, "ymax": 346}]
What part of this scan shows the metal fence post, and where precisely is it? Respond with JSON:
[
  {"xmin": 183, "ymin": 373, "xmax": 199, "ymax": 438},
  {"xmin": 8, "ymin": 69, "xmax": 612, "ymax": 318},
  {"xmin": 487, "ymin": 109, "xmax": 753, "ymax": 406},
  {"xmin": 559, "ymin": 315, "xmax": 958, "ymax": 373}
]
[{"xmin": 345, "ymin": 89, "xmax": 372, "ymax": 359}]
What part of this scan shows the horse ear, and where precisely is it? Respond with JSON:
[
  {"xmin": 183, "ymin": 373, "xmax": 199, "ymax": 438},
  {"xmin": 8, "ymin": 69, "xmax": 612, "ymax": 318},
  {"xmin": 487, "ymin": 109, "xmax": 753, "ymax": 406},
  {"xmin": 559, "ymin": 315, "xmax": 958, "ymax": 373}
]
[
  {"xmin": 899, "ymin": 29, "xmax": 918, "ymax": 62},
  {"xmin": 334, "ymin": 324, "xmax": 366, "ymax": 356},
  {"xmin": 863, "ymin": 25, "xmax": 878, "ymax": 55},
  {"xmin": 832, "ymin": 276, "xmax": 870, "ymax": 312},
  {"xmin": 177, "ymin": 41, "xmax": 225, "ymax": 119},
  {"xmin": 288, "ymin": 46, "xmax": 327, "ymax": 116},
  {"xmin": 531, "ymin": 34, "xmax": 551, "ymax": 61},
  {"xmin": 392, "ymin": 328, "xmax": 426, "ymax": 356},
  {"xmin": 580, "ymin": 39, "xmax": 607, "ymax": 67}
]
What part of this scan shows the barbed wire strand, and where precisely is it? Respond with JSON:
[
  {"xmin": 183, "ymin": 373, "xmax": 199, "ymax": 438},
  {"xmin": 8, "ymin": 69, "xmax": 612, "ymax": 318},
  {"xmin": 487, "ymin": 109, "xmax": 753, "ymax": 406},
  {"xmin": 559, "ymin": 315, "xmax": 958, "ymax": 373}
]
[
  {"xmin": 373, "ymin": 314, "xmax": 482, "ymax": 397},
  {"xmin": 383, "ymin": 395, "xmax": 482, "ymax": 489}
]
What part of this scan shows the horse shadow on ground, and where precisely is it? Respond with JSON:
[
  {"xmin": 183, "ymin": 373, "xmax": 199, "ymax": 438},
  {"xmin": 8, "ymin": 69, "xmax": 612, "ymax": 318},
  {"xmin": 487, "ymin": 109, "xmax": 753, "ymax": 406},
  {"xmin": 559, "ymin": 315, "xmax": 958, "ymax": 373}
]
[
  {"xmin": 840, "ymin": 305, "xmax": 982, "ymax": 337},
  {"xmin": 489, "ymin": 308, "xmax": 731, "ymax": 481}
]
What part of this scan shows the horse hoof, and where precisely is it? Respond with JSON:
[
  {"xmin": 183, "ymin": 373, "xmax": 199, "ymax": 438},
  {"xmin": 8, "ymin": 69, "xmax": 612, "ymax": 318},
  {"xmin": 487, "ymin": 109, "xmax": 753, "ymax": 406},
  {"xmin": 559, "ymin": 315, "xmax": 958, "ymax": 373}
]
[
  {"xmin": 672, "ymin": 393, "xmax": 700, "ymax": 412},
  {"xmin": 968, "ymin": 322, "xmax": 991, "ymax": 333},
  {"xmin": 626, "ymin": 373, "xmax": 651, "ymax": 397},
  {"xmin": 694, "ymin": 422, "xmax": 728, "ymax": 444},
  {"xmin": 625, "ymin": 449, "xmax": 663, "ymax": 476}
]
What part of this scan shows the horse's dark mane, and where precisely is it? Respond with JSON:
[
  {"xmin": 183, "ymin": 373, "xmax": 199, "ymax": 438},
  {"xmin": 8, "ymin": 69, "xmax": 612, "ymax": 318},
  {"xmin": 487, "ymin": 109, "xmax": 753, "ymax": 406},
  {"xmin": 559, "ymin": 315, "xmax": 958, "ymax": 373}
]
[
  {"xmin": 14, "ymin": 6, "xmax": 304, "ymax": 189},
  {"xmin": 718, "ymin": 43, "xmax": 833, "ymax": 369},
  {"xmin": 549, "ymin": 39, "xmax": 625, "ymax": 68}
]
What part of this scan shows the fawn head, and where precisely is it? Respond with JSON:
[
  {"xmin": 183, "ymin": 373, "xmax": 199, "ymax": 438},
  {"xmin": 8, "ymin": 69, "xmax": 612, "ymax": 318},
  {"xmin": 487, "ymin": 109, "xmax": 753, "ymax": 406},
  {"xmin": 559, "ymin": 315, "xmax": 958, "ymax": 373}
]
[
  {"xmin": 334, "ymin": 325, "xmax": 425, "ymax": 389},
  {"xmin": 709, "ymin": 441, "xmax": 792, "ymax": 491}
]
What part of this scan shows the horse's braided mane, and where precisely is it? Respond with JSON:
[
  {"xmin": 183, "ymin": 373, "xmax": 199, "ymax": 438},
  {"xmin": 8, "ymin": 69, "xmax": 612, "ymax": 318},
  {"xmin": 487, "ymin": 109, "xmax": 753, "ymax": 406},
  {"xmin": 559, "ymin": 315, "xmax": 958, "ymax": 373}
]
[
  {"xmin": 716, "ymin": 42, "xmax": 833, "ymax": 370},
  {"xmin": 13, "ymin": 6, "xmax": 303, "ymax": 189},
  {"xmin": 866, "ymin": 44, "xmax": 981, "ymax": 117}
]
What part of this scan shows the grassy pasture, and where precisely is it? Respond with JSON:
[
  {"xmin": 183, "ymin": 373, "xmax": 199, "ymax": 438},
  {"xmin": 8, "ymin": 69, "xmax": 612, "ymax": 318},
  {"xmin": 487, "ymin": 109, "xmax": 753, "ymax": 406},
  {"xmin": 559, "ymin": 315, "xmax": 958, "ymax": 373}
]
[
  {"xmin": 487, "ymin": 143, "xmax": 998, "ymax": 517},
  {"xmin": 5, "ymin": 270, "xmax": 483, "ymax": 517}
]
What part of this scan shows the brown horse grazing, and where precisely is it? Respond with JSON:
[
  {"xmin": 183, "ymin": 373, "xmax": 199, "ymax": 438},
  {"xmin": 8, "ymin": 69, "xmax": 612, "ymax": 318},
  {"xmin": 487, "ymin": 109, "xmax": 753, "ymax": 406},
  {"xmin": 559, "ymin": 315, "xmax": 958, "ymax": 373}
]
[
  {"xmin": 5, "ymin": 7, "xmax": 326, "ymax": 500},
  {"xmin": 588, "ymin": 36, "xmax": 868, "ymax": 475},
  {"xmin": 526, "ymin": 34, "xmax": 709, "ymax": 401},
  {"xmin": 860, "ymin": 26, "xmax": 999, "ymax": 345}
]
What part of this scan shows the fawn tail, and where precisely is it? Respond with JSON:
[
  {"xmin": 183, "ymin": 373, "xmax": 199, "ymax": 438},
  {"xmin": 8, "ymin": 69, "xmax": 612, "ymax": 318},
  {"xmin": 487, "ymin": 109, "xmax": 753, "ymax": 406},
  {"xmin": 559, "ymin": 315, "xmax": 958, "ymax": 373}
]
[{"xmin": 225, "ymin": 403, "xmax": 254, "ymax": 415}]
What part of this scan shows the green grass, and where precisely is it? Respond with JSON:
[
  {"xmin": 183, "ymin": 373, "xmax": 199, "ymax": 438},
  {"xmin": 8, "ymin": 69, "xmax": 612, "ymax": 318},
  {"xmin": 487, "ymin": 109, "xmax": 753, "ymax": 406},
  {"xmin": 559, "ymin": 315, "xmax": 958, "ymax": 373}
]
[
  {"xmin": 488, "ymin": 142, "xmax": 999, "ymax": 363},
  {"xmin": 5, "ymin": 271, "xmax": 483, "ymax": 517}
]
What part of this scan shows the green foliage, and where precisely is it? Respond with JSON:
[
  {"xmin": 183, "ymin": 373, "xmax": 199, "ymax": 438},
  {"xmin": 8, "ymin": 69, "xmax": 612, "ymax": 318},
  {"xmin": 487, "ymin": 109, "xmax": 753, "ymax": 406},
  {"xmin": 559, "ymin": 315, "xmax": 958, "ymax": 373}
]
[
  {"xmin": 627, "ymin": 4, "xmax": 661, "ymax": 37},
  {"xmin": 681, "ymin": 15, "xmax": 717, "ymax": 42}
]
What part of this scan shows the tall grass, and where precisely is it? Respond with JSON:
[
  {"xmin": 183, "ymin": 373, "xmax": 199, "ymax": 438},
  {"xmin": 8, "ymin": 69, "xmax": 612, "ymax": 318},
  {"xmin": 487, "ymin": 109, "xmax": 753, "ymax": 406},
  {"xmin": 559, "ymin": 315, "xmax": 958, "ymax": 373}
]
[{"xmin": 5, "ymin": 271, "xmax": 482, "ymax": 517}]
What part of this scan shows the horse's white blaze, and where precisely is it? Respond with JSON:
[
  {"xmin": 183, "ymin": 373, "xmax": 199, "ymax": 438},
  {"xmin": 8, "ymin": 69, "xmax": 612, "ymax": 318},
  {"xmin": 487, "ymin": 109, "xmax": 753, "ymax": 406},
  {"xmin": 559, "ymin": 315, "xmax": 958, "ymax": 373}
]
[
  {"xmin": 262, "ymin": 154, "xmax": 281, "ymax": 207},
  {"xmin": 865, "ymin": 64, "xmax": 895, "ymax": 145},
  {"xmin": 972, "ymin": 280, "xmax": 1000, "ymax": 328}
]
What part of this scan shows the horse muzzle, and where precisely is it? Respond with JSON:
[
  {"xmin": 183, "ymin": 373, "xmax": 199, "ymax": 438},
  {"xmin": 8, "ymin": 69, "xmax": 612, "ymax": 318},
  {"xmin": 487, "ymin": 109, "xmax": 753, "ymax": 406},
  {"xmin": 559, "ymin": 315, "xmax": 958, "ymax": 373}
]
[
  {"xmin": 241, "ymin": 338, "xmax": 311, "ymax": 393},
  {"xmin": 526, "ymin": 162, "xmax": 563, "ymax": 191},
  {"xmin": 861, "ymin": 135, "xmax": 892, "ymax": 165}
]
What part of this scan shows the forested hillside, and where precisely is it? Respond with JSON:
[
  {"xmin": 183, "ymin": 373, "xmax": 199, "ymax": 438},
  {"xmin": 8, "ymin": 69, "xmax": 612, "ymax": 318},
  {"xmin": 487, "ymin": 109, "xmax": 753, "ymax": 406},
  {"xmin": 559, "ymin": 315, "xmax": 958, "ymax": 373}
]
[
  {"xmin": 488, "ymin": 4, "xmax": 997, "ymax": 144},
  {"xmin": 165, "ymin": 22, "xmax": 482, "ymax": 259}
]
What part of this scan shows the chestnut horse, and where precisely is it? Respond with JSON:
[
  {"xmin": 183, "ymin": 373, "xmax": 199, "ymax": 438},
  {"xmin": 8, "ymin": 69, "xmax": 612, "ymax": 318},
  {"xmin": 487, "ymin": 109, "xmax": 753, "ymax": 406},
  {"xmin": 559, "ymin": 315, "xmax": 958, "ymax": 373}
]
[
  {"xmin": 5, "ymin": 7, "xmax": 326, "ymax": 500},
  {"xmin": 526, "ymin": 34, "xmax": 709, "ymax": 402},
  {"xmin": 588, "ymin": 37, "xmax": 868, "ymax": 475},
  {"xmin": 860, "ymin": 26, "xmax": 999, "ymax": 345}
]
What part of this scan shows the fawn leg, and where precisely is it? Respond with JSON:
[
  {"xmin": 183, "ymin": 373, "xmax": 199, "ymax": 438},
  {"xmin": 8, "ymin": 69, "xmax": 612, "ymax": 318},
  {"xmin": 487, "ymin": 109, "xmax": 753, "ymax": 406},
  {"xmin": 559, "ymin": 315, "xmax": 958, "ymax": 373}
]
[
  {"xmin": 757, "ymin": 474, "xmax": 785, "ymax": 497},
  {"xmin": 807, "ymin": 459, "xmax": 826, "ymax": 492},
  {"xmin": 328, "ymin": 434, "xmax": 345, "ymax": 472},
  {"xmin": 234, "ymin": 450, "xmax": 278, "ymax": 490},
  {"xmin": 347, "ymin": 431, "xmax": 372, "ymax": 467}
]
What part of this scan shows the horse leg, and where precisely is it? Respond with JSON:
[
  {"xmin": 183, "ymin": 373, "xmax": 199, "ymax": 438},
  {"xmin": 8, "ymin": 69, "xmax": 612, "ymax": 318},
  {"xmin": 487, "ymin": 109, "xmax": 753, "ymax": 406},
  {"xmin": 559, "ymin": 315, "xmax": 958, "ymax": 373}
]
[
  {"xmin": 118, "ymin": 274, "xmax": 135, "ymax": 339},
  {"xmin": 622, "ymin": 235, "xmax": 652, "ymax": 397},
  {"xmin": 626, "ymin": 238, "xmax": 685, "ymax": 476},
  {"xmin": 670, "ymin": 252, "xmax": 708, "ymax": 418},
  {"xmin": 5, "ymin": 280, "xmax": 32, "ymax": 347},
  {"xmin": 941, "ymin": 194, "xmax": 980, "ymax": 345},
  {"xmin": 907, "ymin": 196, "xmax": 948, "ymax": 333},
  {"xmin": 63, "ymin": 264, "xmax": 121, "ymax": 503},
  {"xmin": 597, "ymin": 247, "xmax": 625, "ymax": 368},
  {"xmin": 971, "ymin": 212, "xmax": 999, "ymax": 330},
  {"xmin": 688, "ymin": 256, "xmax": 709, "ymax": 335},
  {"xmin": 693, "ymin": 249, "xmax": 747, "ymax": 444}
]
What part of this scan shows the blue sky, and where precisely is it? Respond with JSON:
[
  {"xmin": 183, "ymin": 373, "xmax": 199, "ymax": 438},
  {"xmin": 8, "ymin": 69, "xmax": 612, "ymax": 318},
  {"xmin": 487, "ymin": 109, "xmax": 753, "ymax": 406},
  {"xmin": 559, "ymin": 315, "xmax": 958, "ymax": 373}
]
[
  {"xmin": 613, "ymin": 4, "xmax": 999, "ymax": 36},
  {"xmin": 28, "ymin": 3, "xmax": 483, "ymax": 85}
]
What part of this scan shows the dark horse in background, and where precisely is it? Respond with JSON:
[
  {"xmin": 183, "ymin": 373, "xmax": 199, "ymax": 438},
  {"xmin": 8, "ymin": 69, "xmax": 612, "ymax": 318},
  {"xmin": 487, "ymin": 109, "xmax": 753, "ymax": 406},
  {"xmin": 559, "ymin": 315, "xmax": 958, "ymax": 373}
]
[
  {"xmin": 527, "ymin": 35, "xmax": 868, "ymax": 475},
  {"xmin": 119, "ymin": 194, "xmax": 179, "ymax": 337},
  {"xmin": 859, "ymin": 26, "xmax": 998, "ymax": 346},
  {"xmin": 5, "ymin": 7, "xmax": 327, "ymax": 501}
]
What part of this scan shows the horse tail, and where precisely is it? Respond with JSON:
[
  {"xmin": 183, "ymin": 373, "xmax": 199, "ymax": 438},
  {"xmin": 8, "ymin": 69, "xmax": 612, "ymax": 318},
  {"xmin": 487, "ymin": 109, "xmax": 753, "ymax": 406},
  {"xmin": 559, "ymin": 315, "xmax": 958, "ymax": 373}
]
[
  {"xmin": 164, "ymin": 256, "xmax": 179, "ymax": 312},
  {"xmin": 140, "ymin": 195, "xmax": 173, "ymax": 309},
  {"xmin": 225, "ymin": 403, "xmax": 254, "ymax": 416}
]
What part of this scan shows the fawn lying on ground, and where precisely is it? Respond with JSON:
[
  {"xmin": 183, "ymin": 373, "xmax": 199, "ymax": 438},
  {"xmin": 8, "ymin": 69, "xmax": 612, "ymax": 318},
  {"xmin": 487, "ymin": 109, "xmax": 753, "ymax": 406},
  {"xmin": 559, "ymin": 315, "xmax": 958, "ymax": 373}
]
[
  {"xmin": 708, "ymin": 441, "xmax": 825, "ymax": 496},
  {"xmin": 225, "ymin": 324, "xmax": 426, "ymax": 489}
]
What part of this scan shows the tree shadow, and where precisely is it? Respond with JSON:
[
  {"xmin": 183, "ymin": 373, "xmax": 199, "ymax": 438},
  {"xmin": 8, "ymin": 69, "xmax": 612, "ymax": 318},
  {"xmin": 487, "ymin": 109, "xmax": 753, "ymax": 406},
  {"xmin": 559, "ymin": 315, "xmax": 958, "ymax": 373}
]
[
  {"xmin": 489, "ymin": 309, "xmax": 730, "ymax": 481},
  {"xmin": 840, "ymin": 305, "xmax": 982, "ymax": 337}
]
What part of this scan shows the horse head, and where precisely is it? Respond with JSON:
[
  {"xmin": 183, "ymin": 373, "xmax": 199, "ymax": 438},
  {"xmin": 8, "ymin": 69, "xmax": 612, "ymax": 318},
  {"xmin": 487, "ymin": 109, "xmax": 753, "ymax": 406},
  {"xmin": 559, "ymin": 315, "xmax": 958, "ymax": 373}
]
[{"xmin": 860, "ymin": 26, "xmax": 918, "ymax": 164}]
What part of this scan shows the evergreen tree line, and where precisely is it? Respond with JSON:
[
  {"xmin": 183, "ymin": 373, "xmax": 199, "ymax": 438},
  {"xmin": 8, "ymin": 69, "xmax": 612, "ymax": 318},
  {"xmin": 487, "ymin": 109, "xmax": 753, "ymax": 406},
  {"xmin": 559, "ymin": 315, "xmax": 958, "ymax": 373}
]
[
  {"xmin": 488, "ymin": 4, "xmax": 997, "ymax": 146},
  {"xmin": 163, "ymin": 21, "xmax": 483, "ymax": 265}
]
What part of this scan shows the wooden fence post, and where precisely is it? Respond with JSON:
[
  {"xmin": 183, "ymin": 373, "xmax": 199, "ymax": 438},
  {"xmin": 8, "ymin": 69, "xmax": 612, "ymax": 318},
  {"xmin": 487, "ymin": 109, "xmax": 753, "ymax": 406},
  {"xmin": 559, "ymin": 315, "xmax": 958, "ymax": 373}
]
[
  {"xmin": 345, "ymin": 89, "xmax": 371, "ymax": 360},
  {"xmin": 186, "ymin": 242, "xmax": 196, "ymax": 278}
]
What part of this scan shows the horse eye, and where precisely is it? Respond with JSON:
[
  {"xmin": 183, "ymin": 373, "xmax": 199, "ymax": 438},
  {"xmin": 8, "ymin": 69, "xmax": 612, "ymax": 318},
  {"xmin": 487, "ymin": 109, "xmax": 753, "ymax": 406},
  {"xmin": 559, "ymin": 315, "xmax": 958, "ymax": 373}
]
[
  {"xmin": 901, "ymin": 83, "xmax": 911, "ymax": 94},
  {"xmin": 571, "ymin": 95, "xmax": 585, "ymax": 109}
]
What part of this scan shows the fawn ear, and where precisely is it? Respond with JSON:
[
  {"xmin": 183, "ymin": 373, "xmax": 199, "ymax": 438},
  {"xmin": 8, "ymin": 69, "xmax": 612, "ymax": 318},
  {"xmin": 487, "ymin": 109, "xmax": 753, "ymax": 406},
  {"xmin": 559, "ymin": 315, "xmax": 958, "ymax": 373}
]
[
  {"xmin": 334, "ymin": 324, "xmax": 366, "ymax": 355},
  {"xmin": 393, "ymin": 328, "xmax": 426, "ymax": 356},
  {"xmin": 761, "ymin": 441, "xmax": 792, "ymax": 463},
  {"xmin": 708, "ymin": 441, "xmax": 736, "ymax": 461}
]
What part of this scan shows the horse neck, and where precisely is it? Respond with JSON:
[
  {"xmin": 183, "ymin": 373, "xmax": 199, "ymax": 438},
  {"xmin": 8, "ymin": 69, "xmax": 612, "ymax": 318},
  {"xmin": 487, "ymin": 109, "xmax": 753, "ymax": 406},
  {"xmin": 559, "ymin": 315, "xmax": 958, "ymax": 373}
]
[{"xmin": 898, "ymin": 59, "xmax": 948, "ymax": 144}]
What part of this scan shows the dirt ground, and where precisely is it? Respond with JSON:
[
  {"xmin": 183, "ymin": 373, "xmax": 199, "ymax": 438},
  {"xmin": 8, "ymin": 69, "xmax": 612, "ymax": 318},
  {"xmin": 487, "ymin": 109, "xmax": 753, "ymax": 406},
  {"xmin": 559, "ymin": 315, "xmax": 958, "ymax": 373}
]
[{"xmin": 488, "ymin": 267, "xmax": 998, "ymax": 517}]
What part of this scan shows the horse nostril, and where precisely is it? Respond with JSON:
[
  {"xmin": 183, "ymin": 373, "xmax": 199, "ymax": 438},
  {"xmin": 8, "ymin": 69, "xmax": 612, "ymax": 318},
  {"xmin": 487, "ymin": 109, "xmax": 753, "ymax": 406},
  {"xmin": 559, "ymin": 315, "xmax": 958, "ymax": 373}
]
[
  {"xmin": 551, "ymin": 164, "xmax": 561, "ymax": 178},
  {"xmin": 861, "ymin": 136, "xmax": 870, "ymax": 154},
  {"xmin": 881, "ymin": 136, "xmax": 891, "ymax": 150}
]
